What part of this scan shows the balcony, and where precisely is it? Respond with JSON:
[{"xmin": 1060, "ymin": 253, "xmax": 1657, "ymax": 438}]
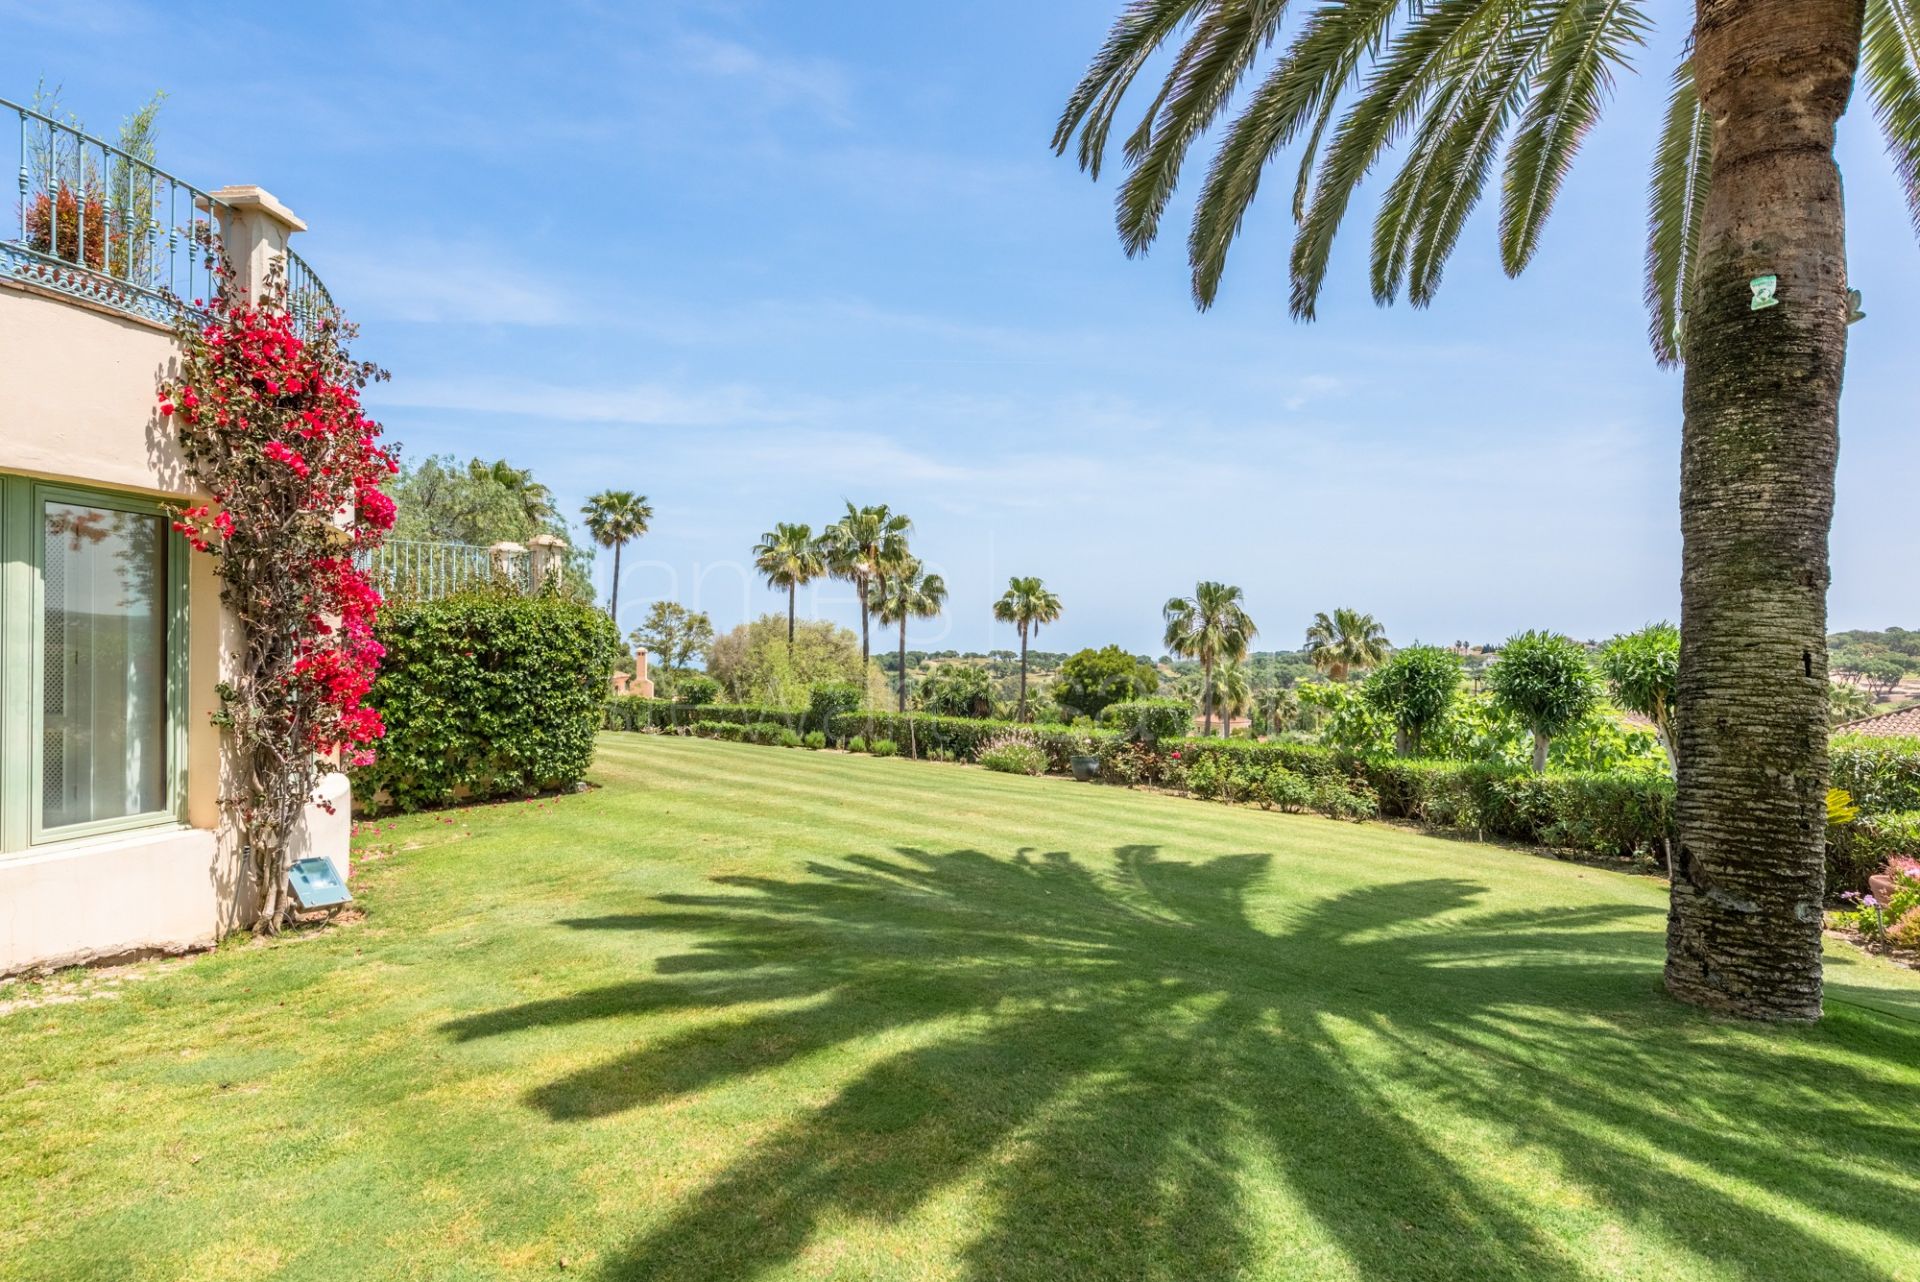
[{"xmin": 4, "ymin": 95, "xmax": 331, "ymax": 333}]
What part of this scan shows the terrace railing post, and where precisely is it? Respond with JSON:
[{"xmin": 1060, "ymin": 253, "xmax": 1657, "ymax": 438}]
[
  {"xmin": 488, "ymin": 541, "xmax": 527, "ymax": 590},
  {"xmin": 528, "ymin": 534, "xmax": 568, "ymax": 595},
  {"xmin": 207, "ymin": 185, "xmax": 306, "ymax": 304}
]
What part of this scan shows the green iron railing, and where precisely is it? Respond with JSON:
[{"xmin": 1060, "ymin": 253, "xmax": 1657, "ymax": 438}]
[
  {"xmin": 5, "ymin": 94, "xmax": 331, "ymax": 335},
  {"xmin": 358, "ymin": 540, "xmax": 532, "ymax": 601}
]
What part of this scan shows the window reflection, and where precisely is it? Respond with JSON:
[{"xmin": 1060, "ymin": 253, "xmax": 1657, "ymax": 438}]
[{"xmin": 41, "ymin": 502, "xmax": 168, "ymax": 829}]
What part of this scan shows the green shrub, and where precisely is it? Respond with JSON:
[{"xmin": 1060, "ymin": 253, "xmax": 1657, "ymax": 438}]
[
  {"xmin": 1185, "ymin": 754, "xmax": 1230, "ymax": 800},
  {"xmin": 979, "ymin": 737, "xmax": 1048, "ymax": 776},
  {"xmin": 870, "ymin": 738, "xmax": 899, "ymax": 758},
  {"xmin": 847, "ymin": 736, "xmax": 868, "ymax": 754},
  {"xmin": 1257, "ymin": 768, "xmax": 1313, "ymax": 813},
  {"xmin": 1831, "ymin": 736, "xmax": 1920, "ymax": 814},
  {"xmin": 808, "ymin": 682, "xmax": 865, "ymax": 730},
  {"xmin": 1096, "ymin": 737, "xmax": 1152, "ymax": 786},
  {"xmin": 774, "ymin": 726, "xmax": 803, "ymax": 748},
  {"xmin": 803, "ymin": 730, "xmax": 827, "ymax": 750},
  {"xmin": 1312, "ymin": 779, "xmax": 1378, "ymax": 822},
  {"xmin": 1829, "ymin": 809, "xmax": 1920, "ymax": 895},
  {"xmin": 676, "ymin": 673, "xmax": 722, "ymax": 706},
  {"xmin": 1102, "ymin": 698, "xmax": 1192, "ymax": 743},
  {"xmin": 355, "ymin": 589, "xmax": 622, "ymax": 813}
]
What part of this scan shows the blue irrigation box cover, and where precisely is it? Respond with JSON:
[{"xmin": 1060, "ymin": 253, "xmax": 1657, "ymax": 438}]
[{"xmin": 288, "ymin": 857, "xmax": 352, "ymax": 910}]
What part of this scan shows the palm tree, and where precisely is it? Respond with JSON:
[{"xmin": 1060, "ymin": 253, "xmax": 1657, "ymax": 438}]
[
  {"xmin": 871, "ymin": 555, "xmax": 948, "ymax": 713},
  {"xmin": 476, "ymin": 458, "xmax": 555, "ymax": 529},
  {"xmin": 1209, "ymin": 661, "xmax": 1252, "ymax": 738},
  {"xmin": 580, "ymin": 490, "xmax": 652, "ymax": 630},
  {"xmin": 752, "ymin": 523, "xmax": 826, "ymax": 649},
  {"xmin": 1163, "ymin": 582, "xmax": 1256, "ymax": 737},
  {"xmin": 992, "ymin": 576, "xmax": 1064, "ymax": 721},
  {"xmin": 1305, "ymin": 609, "xmax": 1392, "ymax": 684},
  {"xmin": 1055, "ymin": 1, "xmax": 1920, "ymax": 1022},
  {"xmin": 822, "ymin": 502, "xmax": 910, "ymax": 669}
]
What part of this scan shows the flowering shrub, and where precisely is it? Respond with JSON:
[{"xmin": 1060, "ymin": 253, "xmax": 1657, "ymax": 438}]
[
  {"xmin": 25, "ymin": 183, "xmax": 111, "ymax": 269},
  {"xmin": 1831, "ymin": 856, "xmax": 1920, "ymax": 948},
  {"xmin": 979, "ymin": 735, "xmax": 1047, "ymax": 776},
  {"xmin": 160, "ymin": 260, "xmax": 395, "ymax": 929}
]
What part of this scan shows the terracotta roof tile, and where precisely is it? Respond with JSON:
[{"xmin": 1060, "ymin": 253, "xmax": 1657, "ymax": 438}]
[{"xmin": 1836, "ymin": 704, "xmax": 1920, "ymax": 739}]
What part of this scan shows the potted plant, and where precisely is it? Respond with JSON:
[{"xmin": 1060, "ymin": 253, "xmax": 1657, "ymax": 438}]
[{"xmin": 1070, "ymin": 751, "xmax": 1101, "ymax": 782}]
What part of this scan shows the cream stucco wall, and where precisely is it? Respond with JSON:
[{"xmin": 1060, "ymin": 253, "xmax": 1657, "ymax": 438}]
[{"xmin": 0, "ymin": 277, "xmax": 352, "ymax": 975}]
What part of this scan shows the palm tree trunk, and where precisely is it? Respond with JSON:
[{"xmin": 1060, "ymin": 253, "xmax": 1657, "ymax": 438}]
[
  {"xmin": 609, "ymin": 541, "xmax": 623, "ymax": 629},
  {"xmin": 858, "ymin": 580, "xmax": 870, "ymax": 667},
  {"xmin": 788, "ymin": 582, "xmax": 797, "ymax": 650},
  {"xmin": 898, "ymin": 614, "xmax": 909, "ymax": 713},
  {"xmin": 1202, "ymin": 656, "xmax": 1214, "ymax": 737},
  {"xmin": 1666, "ymin": 0, "xmax": 1860, "ymax": 1023},
  {"xmin": 1018, "ymin": 626, "xmax": 1029, "ymax": 721}
]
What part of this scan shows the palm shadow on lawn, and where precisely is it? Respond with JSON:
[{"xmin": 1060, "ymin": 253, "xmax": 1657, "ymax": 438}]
[{"xmin": 445, "ymin": 846, "xmax": 1920, "ymax": 1281}]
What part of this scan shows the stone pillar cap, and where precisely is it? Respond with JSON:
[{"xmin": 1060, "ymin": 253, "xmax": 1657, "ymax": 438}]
[
  {"xmin": 207, "ymin": 185, "xmax": 308, "ymax": 233},
  {"xmin": 528, "ymin": 533, "xmax": 568, "ymax": 548},
  {"xmin": 487, "ymin": 540, "xmax": 528, "ymax": 553}
]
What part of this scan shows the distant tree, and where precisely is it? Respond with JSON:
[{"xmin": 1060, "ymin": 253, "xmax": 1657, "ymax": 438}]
[
  {"xmin": 479, "ymin": 458, "xmax": 556, "ymax": 528},
  {"xmin": 707, "ymin": 614, "xmax": 864, "ymax": 707},
  {"xmin": 1305, "ymin": 609, "xmax": 1390, "ymax": 683},
  {"xmin": 1053, "ymin": 645, "xmax": 1159, "ymax": 721},
  {"xmin": 918, "ymin": 664, "xmax": 994, "ymax": 718},
  {"xmin": 630, "ymin": 600, "xmax": 712, "ymax": 694},
  {"xmin": 993, "ymin": 576, "xmax": 1064, "ymax": 721},
  {"xmin": 753, "ymin": 522, "xmax": 827, "ymax": 649},
  {"xmin": 1489, "ymin": 632, "xmax": 1600, "ymax": 775},
  {"xmin": 1599, "ymin": 623, "xmax": 1681, "ymax": 774},
  {"xmin": 1828, "ymin": 680, "xmax": 1877, "ymax": 727},
  {"xmin": 871, "ymin": 555, "xmax": 947, "ymax": 713},
  {"xmin": 1164, "ymin": 582, "xmax": 1256, "ymax": 737},
  {"xmin": 1210, "ymin": 661, "xmax": 1252, "ymax": 733},
  {"xmin": 1858, "ymin": 656, "xmax": 1907, "ymax": 698},
  {"xmin": 1363, "ymin": 646, "xmax": 1464, "ymax": 757},
  {"xmin": 822, "ymin": 502, "xmax": 910, "ymax": 669},
  {"xmin": 581, "ymin": 490, "xmax": 653, "ymax": 629}
]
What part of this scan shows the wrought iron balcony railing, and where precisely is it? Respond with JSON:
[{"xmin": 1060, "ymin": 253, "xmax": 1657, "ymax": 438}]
[{"xmin": 4, "ymin": 95, "xmax": 331, "ymax": 334}]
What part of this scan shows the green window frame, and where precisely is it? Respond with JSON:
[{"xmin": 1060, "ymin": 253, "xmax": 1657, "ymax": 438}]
[{"xmin": 0, "ymin": 474, "xmax": 190, "ymax": 853}]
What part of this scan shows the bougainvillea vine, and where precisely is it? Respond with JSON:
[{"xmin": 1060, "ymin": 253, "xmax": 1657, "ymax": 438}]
[{"xmin": 161, "ymin": 257, "xmax": 396, "ymax": 930}]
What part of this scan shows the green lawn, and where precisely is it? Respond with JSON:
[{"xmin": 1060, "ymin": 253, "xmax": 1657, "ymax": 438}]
[{"xmin": 5, "ymin": 734, "xmax": 1920, "ymax": 1282}]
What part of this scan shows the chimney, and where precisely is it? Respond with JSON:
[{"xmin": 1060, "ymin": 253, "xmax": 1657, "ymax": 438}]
[{"xmin": 634, "ymin": 649, "xmax": 655, "ymax": 699}]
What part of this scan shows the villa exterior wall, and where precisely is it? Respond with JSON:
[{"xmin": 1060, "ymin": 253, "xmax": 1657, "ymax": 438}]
[{"xmin": 0, "ymin": 225, "xmax": 352, "ymax": 974}]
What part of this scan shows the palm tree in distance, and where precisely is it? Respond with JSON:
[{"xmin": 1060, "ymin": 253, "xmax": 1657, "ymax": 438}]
[
  {"xmin": 580, "ymin": 490, "xmax": 652, "ymax": 630},
  {"xmin": 993, "ymin": 576, "xmax": 1064, "ymax": 722},
  {"xmin": 823, "ymin": 502, "xmax": 911, "ymax": 670},
  {"xmin": 1053, "ymin": 0, "xmax": 1920, "ymax": 1022},
  {"xmin": 1163, "ymin": 582, "xmax": 1256, "ymax": 737},
  {"xmin": 753, "ymin": 523, "xmax": 826, "ymax": 650},
  {"xmin": 871, "ymin": 555, "xmax": 948, "ymax": 713},
  {"xmin": 477, "ymin": 458, "xmax": 555, "ymax": 528},
  {"xmin": 1210, "ymin": 660, "xmax": 1251, "ymax": 738},
  {"xmin": 1305, "ymin": 609, "xmax": 1392, "ymax": 684}
]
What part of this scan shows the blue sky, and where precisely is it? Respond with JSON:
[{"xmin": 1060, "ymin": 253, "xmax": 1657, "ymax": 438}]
[{"xmin": 8, "ymin": 0, "xmax": 1917, "ymax": 655}]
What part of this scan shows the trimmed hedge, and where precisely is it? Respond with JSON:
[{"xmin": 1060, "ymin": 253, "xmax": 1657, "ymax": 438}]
[
  {"xmin": 356, "ymin": 590, "xmax": 622, "ymax": 813},
  {"xmin": 828, "ymin": 711, "xmax": 1109, "ymax": 771},
  {"xmin": 605, "ymin": 697, "xmax": 808, "ymax": 733},
  {"xmin": 1102, "ymin": 698, "xmax": 1193, "ymax": 743}
]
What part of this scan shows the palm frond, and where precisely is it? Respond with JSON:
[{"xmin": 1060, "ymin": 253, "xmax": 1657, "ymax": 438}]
[
  {"xmin": 1054, "ymin": 0, "xmax": 1213, "ymax": 179},
  {"xmin": 1372, "ymin": 1, "xmax": 1551, "ymax": 305},
  {"xmin": 1290, "ymin": 0, "xmax": 1495, "ymax": 320},
  {"xmin": 1187, "ymin": 0, "xmax": 1405, "ymax": 309},
  {"xmin": 1642, "ymin": 57, "xmax": 1711, "ymax": 367},
  {"xmin": 1498, "ymin": 0, "xmax": 1649, "ymax": 276},
  {"xmin": 1114, "ymin": 0, "xmax": 1296, "ymax": 256},
  {"xmin": 1862, "ymin": 0, "xmax": 1920, "ymax": 241}
]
